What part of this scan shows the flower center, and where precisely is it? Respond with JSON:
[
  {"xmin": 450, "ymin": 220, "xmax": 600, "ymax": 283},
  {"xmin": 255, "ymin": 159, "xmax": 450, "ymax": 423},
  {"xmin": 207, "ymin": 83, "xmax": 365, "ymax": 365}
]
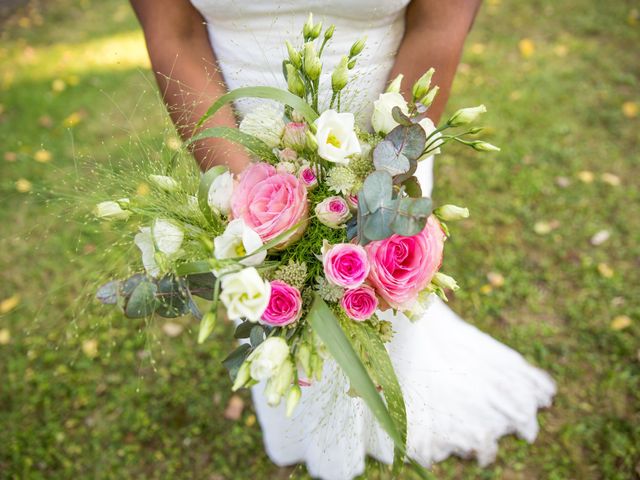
[
  {"xmin": 235, "ymin": 243, "xmax": 247, "ymax": 257},
  {"xmin": 326, "ymin": 132, "xmax": 342, "ymax": 148}
]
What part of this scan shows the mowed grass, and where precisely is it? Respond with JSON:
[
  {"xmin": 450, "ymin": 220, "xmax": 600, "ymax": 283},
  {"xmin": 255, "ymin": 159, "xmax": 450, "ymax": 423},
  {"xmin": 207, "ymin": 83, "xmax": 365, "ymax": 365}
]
[{"xmin": 1, "ymin": 0, "xmax": 639, "ymax": 478}]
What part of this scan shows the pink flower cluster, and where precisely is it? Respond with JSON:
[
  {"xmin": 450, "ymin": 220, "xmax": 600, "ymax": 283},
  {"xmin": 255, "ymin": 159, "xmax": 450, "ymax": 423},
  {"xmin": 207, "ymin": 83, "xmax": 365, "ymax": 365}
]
[
  {"xmin": 231, "ymin": 163, "xmax": 308, "ymax": 248},
  {"xmin": 322, "ymin": 215, "xmax": 445, "ymax": 319}
]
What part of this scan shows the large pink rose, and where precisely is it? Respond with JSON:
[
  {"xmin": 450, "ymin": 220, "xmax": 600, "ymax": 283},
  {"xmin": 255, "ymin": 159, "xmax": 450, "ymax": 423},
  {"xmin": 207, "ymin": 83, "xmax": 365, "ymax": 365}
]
[
  {"xmin": 260, "ymin": 280, "xmax": 302, "ymax": 327},
  {"xmin": 366, "ymin": 216, "xmax": 445, "ymax": 309},
  {"xmin": 231, "ymin": 163, "xmax": 308, "ymax": 247},
  {"xmin": 340, "ymin": 285, "xmax": 378, "ymax": 321},
  {"xmin": 323, "ymin": 243, "xmax": 370, "ymax": 288}
]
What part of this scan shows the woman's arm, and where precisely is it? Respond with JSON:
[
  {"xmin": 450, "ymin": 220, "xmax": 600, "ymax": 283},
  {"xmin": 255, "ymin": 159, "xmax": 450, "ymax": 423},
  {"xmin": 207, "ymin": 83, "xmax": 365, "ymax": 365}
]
[
  {"xmin": 389, "ymin": 0, "xmax": 482, "ymax": 123},
  {"xmin": 130, "ymin": 0, "xmax": 251, "ymax": 173}
]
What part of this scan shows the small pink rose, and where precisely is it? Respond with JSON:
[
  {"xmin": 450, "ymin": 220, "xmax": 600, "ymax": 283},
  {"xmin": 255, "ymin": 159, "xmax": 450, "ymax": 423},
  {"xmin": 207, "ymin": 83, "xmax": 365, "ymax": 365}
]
[
  {"xmin": 299, "ymin": 166, "xmax": 318, "ymax": 190},
  {"xmin": 315, "ymin": 196, "xmax": 351, "ymax": 228},
  {"xmin": 260, "ymin": 280, "xmax": 302, "ymax": 327},
  {"xmin": 322, "ymin": 242, "xmax": 370, "ymax": 288},
  {"xmin": 366, "ymin": 215, "xmax": 445, "ymax": 309},
  {"xmin": 346, "ymin": 194, "xmax": 358, "ymax": 211},
  {"xmin": 282, "ymin": 122, "xmax": 308, "ymax": 151},
  {"xmin": 340, "ymin": 285, "xmax": 378, "ymax": 321},
  {"xmin": 277, "ymin": 147, "xmax": 298, "ymax": 163},
  {"xmin": 232, "ymin": 163, "xmax": 308, "ymax": 247}
]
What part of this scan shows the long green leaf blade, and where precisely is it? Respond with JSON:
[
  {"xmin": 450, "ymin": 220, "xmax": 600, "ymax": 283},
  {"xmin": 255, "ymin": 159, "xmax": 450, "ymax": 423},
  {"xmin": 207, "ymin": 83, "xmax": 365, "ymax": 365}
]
[
  {"xmin": 188, "ymin": 127, "xmax": 278, "ymax": 163},
  {"xmin": 196, "ymin": 86, "xmax": 319, "ymax": 129}
]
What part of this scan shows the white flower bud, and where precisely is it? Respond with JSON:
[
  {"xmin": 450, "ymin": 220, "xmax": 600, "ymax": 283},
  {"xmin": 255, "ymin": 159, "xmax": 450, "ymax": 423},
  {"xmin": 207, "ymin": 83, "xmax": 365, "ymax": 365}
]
[
  {"xmin": 371, "ymin": 92, "xmax": 409, "ymax": 135},
  {"xmin": 232, "ymin": 361, "xmax": 251, "ymax": 391},
  {"xmin": 285, "ymin": 384, "xmax": 302, "ymax": 417},
  {"xmin": 303, "ymin": 42, "xmax": 322, "ymax": 80},
  {"xmin": 331, "ymin": 56, "xmax": 349, "ymax": 93},
  {"xmin": 434, "ymin": 204, "xmax": 470, "ymax": 221},
  {"xmin": 349, "ymin": 36, "xmax": 367, "ymax": 57},
  {"xmin": 285, "ymin": 40, "xmax": 301, "ymax": 68},
  {"xmin": 148, "ymin": 174, "xmax": 179, "ymax": 192},
  {"xmin": 248, "ymin": 337, "xmax": 290, "ymax": 381},
  {"xmin": 412, "ymin": 68, "xmax": 434, "ymax": 101},
  {"xmin": 385, "ymin": 74, "xmax": 403, "ymax": 93},
  {"xmin": 419, "ymin": 86, "xmax": 439, "ymax": 108},
  {"xmin": 433, "ymin": 272, "xmax": 460, "ymax": 291},
  {"xmin": 285, "ymin": 63, "xmax": 305, "ymax": 98},
  {"xmin": 448, "ymin": 105, "xmax": 487, "ymax": 127},
  {"xmin": 95, "ymin": 199, "xmax": 131, "ymax": 221},
  {"xmin": 472, "ymin": 141, "xmax": 501, "ymax": 152}
]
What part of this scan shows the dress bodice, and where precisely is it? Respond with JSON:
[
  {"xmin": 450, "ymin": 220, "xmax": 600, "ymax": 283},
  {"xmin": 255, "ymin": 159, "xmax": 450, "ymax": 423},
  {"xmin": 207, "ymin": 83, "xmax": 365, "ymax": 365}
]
[{"xmin": 189, "ymin": 0, "xmax": 410, "ymax": 121}]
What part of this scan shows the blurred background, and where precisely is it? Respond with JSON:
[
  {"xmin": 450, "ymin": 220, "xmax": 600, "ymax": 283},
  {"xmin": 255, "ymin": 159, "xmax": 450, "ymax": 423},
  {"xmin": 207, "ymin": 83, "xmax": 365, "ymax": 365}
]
[{"xmin": 1, "ymin": 0, "xmax": 638, "ymax": 478}]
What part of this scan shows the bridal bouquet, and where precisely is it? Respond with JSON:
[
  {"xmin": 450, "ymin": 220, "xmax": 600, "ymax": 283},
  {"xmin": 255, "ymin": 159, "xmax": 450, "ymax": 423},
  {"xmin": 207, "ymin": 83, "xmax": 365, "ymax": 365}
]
[{"xmin": 95, "ymin": 16, "xmax": 497, "ymax": 473}]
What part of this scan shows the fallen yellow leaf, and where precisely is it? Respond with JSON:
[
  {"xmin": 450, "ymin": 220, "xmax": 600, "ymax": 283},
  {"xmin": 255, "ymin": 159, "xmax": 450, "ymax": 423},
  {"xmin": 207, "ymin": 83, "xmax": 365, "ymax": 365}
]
[
  {"xmin": 622, "ymin": 101, "xmax": 638, "ymax": 118},
  {"xmin": 0, "ymin": 294, "xmax": 20, "ymax": 314},
  {"xmin": 611, "ymin": 315, "xmax": 631, "ymax": 331},
  {"xmin": 34, "ymin": 149, "xmax": 52, "ymax": 163},
  {"xmin": 82, "ymin": 339, "xmax": 99, "ymax": 358},
  {"xmin": 487, "ymin": 272, "xmax": 505, "ymax": 287},
  {"xmin": 0, "ymin": 329, "xmax": 10, "ymax": 345},
  {"xmin": 577, "ymin": 170, "xmax": 595, "ymax": 183},
  {"xmin": 601, "ymin": 173, "xmax": 621, "ymax": 186},
  {"xmin": 518, "ymin": 38, "xmax": 535, "ymax": 58},
  {"xmin": 63, "ymin": 111, "xmax": 83, "ymax": 128},
  {"xmin": 15, "ymin": 178, "xmax": 32, "ymax": 193},
  {"xmin": 597, "ymin": 263, "xmax": 614, "ymax": 278}
]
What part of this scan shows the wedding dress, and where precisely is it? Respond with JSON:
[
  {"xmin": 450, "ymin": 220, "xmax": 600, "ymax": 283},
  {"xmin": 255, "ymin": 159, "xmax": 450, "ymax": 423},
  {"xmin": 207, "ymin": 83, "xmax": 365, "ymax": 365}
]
[{"xmin": 189, "ymin": 1, "xmax": 556, "ymax": 478}]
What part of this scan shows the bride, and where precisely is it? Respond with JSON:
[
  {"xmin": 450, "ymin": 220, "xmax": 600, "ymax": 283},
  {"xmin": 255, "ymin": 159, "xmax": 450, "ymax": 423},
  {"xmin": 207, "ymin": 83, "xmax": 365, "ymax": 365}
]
[{"xmin": 131, "ymin": 1, "xmax": 556, "ymax": 478}]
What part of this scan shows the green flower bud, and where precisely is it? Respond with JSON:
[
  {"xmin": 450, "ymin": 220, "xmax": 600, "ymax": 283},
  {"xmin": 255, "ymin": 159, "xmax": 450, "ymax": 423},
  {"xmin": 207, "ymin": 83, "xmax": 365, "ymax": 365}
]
[
  {"xmin": 296, "ymin": 343, "xmax": 312, "ymax": 378},
  {"xmin": 434, "ymin": 204, "xmax": 470, "ymax": 221},
  {"xmin": 448, "ymin": 104, "xmax": 487, "ymax": 126},
  {"xmin": 349, "ymin": 36, "xmax": 367, "ymax": 57},
  {"xmin": 303, "ymin": 42, "xmax": 322, "ymax": 80},
  {"xmin": 419, "ymin": 86, "xmax": 439, "ymax": 107},
  {"xmin": 386, "ymin": 73, "xmax": 403, "ymax": 93},
  {"xmin": 324, "ymin": 24, "xmax": 335, "ymax": 40},
  {"xmin": 305, "ymin": 130, "xmax": 318, "ymax": 150},
  {"xmin": 472, "ymin": 140, "xmax": 500, "ymax": 152},
  {"xmin": 285, "ymin": 384, "xmax": 302, "ymax": 417},
  {"xmin": 331, "ymin": 55, "xmax": 349, "ymax": 92},
  {"xmin": 347, "ymin": 59, "xmax": 356, "ymax": 70},
  {"xmin": 285, "ymin": 63, "xmax": 305, "ymax": 97},
  {"xmin": 303, "ymin": 13, "xmax": 314, "ymax": 39},
  {"xmin": 433, "ymin": 272, "xmax": 460, "ymax": 291},
  {"xmin": 285, "ymin": 40, "xmax": 301, "ymax": 68},
  {"xmin": 412, "ymin": 67, "xmax": 434, "ymax": 101},
  {"xmin": 311, "ymin": 22, "xmax": 323, "ymax": 39},
  {"xmin": 232, "ymin": 361, "xmax": 251, "ymax": 391}
]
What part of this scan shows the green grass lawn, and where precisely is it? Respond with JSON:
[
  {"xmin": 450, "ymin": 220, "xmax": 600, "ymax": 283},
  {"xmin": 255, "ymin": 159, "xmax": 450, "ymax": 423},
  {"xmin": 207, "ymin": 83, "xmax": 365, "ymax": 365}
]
[{"xmin": 1, "ymin": 0, "xmax": 639, "ymax": 478}]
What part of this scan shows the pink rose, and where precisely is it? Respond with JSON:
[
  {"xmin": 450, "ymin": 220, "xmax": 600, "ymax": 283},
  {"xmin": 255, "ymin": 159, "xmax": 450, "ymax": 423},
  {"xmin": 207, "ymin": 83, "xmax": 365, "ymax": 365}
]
[
  {"xmin": 315, "ymin": 196, "xmax": 351, "ymax": 228},
  {"xmin": 277, "ymin": 147, "xmax": 298, "ymax": 163},
  {"xmin": 346, "ymin": 194, "xmax": 358, "ymax": 211},
  {"xmin": 340, "ymin": 285, "xmax": 378, "ymax": 321},
  {"xmin": 232, "ymin": 163, "xmax": 308, "ymax": 247},
  {"xmin": 260, "ymin": 280, "xmax": 302, "ymax": 327},
  {"xmin": 298, "ymin": 166, "xmax": 318, "ymax": 190},
  {"xmin": 322, "ymin": 242, "xmax": 370, "ymax": 288},
  {"xmin": 366, "ymin": 215, "xmax": 445, "ymax": 309}
]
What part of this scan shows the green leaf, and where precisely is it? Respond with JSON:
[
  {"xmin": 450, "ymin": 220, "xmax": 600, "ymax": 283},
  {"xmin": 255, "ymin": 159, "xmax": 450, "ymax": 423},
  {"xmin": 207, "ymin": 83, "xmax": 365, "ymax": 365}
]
[
  {"xmin": 176, "ymin": 260, "xmax": 214, "ymax": 276},
  {"xmin": 249, "ymin": 325, "xmax": 265, "ymax": 347},
  {"xmin": 124, "ymin": 279, "xmax": 157, "ymax": 318},
  {"xmin": 390, "ymin": 197, "xmax": 432, "ymax": 237},
  {"xmin": 222, "ymin": 343, "xmax": 252, "ymax": 380},
  {"xmin": 306, "ymin": 294, "xmax": 405, "ymax": 449},
  {"xmin": 186, "ymin": 272, "xmax": 215, "ymax": 300},
  {"xmin": 234, "ymin": 320, "xmax": 254, "ymax": 339},
  {"xmin": 188, "ymin": 127, "xmax": 278, "ymax": 163},
  {"xmin": 196, "ymin": 86, "xmax": 319, "ymax": 129},
  {"xmin": 155, "ymin": 276, "xmax": 190, "ymax": 318},
  {"xmin": 197, "ymin": 165, "xmax": 227, "ymax": 224},
  {"xmin": 373, "ymin": 140, "xmax": 410, "ymax": 176},
  {"xmin": 391, "ymin": 106, "xmax": 413, "ymax": 127},
  {"xmin": 361, "ymin": 170, "xmax": 393, "ymax": 213},
  {"xmin": 402, "ymin": 176, "xmax": 423, "ymax": 198}
]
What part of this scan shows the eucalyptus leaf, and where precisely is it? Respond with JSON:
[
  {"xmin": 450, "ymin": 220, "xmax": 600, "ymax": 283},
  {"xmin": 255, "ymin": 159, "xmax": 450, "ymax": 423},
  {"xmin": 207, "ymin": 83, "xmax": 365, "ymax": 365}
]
[
  {"xmin": 186, "ymin": 272, "xmax": 216, "ymax": 300},
  {"xmin": 222, "ymin": 343, "xmax": 252, "ymax": 380},
  {"xmin": 373, "ymin": 140, "xmax": 410, "ymax": 176},
  {"xmin": 390, "ymin": 106, "xmax": 413, "ymax": 127},
  {"xmin": 362, "ymin": 204, "xmax": 396, "ymax": 241},
  {"xmin": 390, "ymin": 197, "xmax": 432, "ymax": 237},
  {"xmin": 386, "ymin": 123, "xmax": 426, "ymax": 162},
  {"xmin": 96, "ymin": 281, "xmax": 118, "ymax": 305},
  {"xmin": 234, "ymin": 321, "xmax": 254, "ymax": 339},
  {"xmin": 249, "ymin": 325, "xmax": 265, "ymax": 348},
  {"xmin": 124, "ymin": 279, "xmax": 158, "ymax": 318},
  {"xmin": 402, "ymin": 176, "xmax": 423, "ymax": 198},
  {"xmin": 155, "ymin": 276, "xmax": 190, "ymax": 318},
  {"xmin": 361, "ymin": 171, "xmax": 393, "ymax": 213}
]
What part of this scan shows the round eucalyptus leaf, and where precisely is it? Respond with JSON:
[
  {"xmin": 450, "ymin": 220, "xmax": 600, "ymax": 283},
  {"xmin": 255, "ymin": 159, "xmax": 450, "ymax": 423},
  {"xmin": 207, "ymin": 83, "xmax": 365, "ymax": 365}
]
[{"xmin": 124, "ymin": 280, "xmax": 158, "ymax": 318}]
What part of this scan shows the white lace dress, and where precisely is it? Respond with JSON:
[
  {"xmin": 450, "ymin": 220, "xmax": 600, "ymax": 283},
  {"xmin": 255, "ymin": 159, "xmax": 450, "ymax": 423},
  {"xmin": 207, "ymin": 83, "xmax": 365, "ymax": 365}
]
[{"xmin": 189, "ymin": 1, "xmax": 556, "ymax": 478}]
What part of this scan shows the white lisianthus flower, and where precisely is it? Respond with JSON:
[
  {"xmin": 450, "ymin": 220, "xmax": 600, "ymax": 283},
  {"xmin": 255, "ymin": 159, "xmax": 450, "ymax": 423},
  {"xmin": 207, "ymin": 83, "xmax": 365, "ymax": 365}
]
[
  {"xmin": 134, "ymin": 219, "xmax": 184, "ymax": 277},
  {"xmin": 149, "ymin": 174, "xmax": 179, "ymax": 192},
  {"xmin": 247, "ymin": 337, "xmax": 290, "ymax": 381},
  {"xmin": 371, "ymin": 92, "xmax": 409, "ymax": 135},
  {"xmin": 314, "ymin": 110, "xmax": 361, "ymax": 165},
  {"xmin": 219, "ymin": 267, "xmax": 271, "ymax": 322},
  {"xmin": 214, "ymin": 219, "xmax": 266, "ymax": 266},
  {"xmin": 207, "ymin": 170, "xmax": 235, "ymax": 216},
  {"xmin": 419, "ymin": 117, "xmax": 443, "ymax": 157},
  {"xmin": 95, "ymin": 198, "xmax": 130, "ymax": 220},
  {"xmin": 239, "ymin": 103, "xmax": 285, "ymax": 148},
  {"xmin": 264, "ymin": 360, "xmax": 295, "ymax": 406}
]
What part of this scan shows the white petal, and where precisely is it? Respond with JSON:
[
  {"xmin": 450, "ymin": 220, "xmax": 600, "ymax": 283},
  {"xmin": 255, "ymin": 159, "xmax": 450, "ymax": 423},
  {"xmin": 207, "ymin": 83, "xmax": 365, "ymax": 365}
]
[{"xmin": 152, "ymin": 219, "xmax": 184, "ymax": 255}]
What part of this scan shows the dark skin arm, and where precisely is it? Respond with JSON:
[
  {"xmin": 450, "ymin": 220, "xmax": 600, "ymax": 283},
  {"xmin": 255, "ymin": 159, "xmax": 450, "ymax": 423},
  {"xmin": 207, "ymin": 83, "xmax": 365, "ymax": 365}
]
[
  {"xmin": 130, "ymin": 0, "xmax": 250, "ymax": 173},
  {"xmin": 390, "ymin": 0, "xmax": 482, "ymax": 123}
]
